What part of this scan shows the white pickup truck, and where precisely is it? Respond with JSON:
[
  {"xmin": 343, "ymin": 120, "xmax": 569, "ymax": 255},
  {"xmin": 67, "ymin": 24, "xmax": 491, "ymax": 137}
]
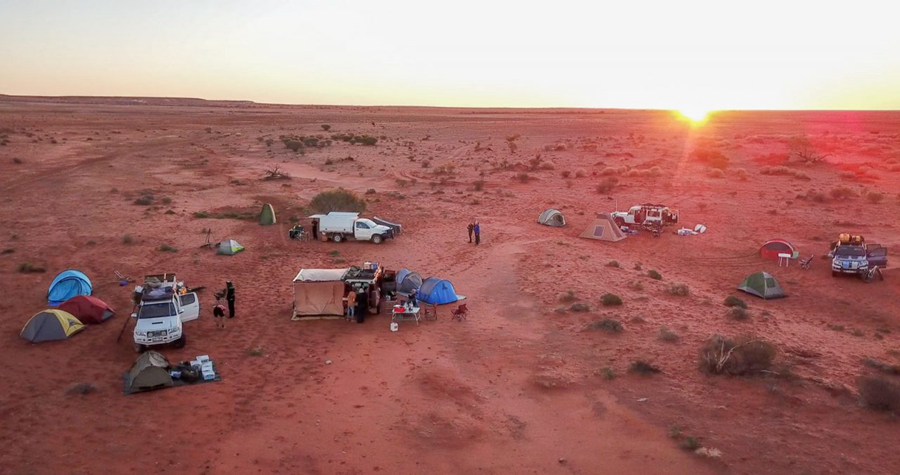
[
  {"xmin": 131, "ymin": 274, "xmax": 199, "ymax": 351},
  {"xmin": 310, "ymin": 212, "xmax": 395, "ymax": 244}
]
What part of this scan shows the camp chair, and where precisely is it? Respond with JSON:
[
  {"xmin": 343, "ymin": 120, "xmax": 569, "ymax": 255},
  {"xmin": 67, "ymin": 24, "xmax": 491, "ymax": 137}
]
[
  {"xmin": 451, "ymin": 303, "xmax": 468, "ymax": 322},
  {"xmin": 864, "ymin": 266, "xmax": 884, "ymax": 283},
  {"xmin": 799, "ymin": 255, "xmax": 814, "ymax": 270},
  {"xmin": 423, "ymin": 303, "xmax": 438, "ymax": 321}
]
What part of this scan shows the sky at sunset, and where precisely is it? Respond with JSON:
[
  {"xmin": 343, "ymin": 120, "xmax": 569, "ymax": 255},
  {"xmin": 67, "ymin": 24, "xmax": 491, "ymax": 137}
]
[{"xmin": 1, "ymin": 0, "xmax": 899, "ymax": 110}]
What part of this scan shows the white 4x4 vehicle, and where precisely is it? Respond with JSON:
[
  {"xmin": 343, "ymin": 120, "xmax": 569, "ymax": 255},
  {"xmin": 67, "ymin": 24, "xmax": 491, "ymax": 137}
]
[
  {"xmin": 310, "ymin": 212, "xmax": 395, "ymax": 244},
  {"xmin": 131, "ymin": 274, "xmax": 199, "ymax": 351},
  {"xmin": 610, "ymin": 204, "xmax": 679, "ymax": 228}
]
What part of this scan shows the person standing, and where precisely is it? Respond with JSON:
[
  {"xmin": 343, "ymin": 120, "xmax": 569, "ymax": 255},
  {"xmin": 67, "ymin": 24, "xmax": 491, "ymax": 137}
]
[
  {"xmin": 355, "ymin": 286, "xmax": 368, "ymax": 323},
  {"xmin": 474, "ymin": 221, "xmax": 481, "ymax": 245},
  {"xmin": 213, "ymin": 294, "xmax": 227, "ymax": 329},
  {"xmin": 225, "ymin": 281, "xmax": 236, "ymax": 319},
  {"xmin": 467, "ymin": 221, "xmax": 475, "ymax": 243},
  {"xmin": 347, "ymin": 288, "xmax": 357, "ymax": 321}
]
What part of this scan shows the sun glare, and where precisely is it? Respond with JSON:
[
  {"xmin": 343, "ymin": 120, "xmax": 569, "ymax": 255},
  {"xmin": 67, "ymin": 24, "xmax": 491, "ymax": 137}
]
[{"xmin": 677, "ymin": 107, "xmax": 711, "ymax": 123}]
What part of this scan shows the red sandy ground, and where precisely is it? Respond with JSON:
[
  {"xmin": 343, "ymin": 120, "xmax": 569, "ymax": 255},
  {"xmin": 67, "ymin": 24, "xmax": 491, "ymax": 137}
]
[{"xmin": 1, "ymin": 98, "xmax": 899, "ymax": 474}]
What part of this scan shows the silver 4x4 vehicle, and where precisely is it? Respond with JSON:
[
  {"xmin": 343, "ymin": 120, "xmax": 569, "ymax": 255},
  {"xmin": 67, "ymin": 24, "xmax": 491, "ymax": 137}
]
[
  {"xmin": 131, "ymin": 274, "xmax": 199, "ymax": 351},
  {"xmin": 830, "ymin": 239, "xmax": 888, "ymax": 278}
]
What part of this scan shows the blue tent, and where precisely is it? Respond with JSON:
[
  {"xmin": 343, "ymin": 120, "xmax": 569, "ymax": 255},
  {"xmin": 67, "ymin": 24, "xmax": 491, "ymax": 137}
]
[
  {"xmin": 395, "ymin": 269, "xmax": 411, "ymax": 287},
  {"xmin": 48, "ymin": 270, "xmax": 93, "ymax": 306},
  {"xmin": 418, "ymin": 277, "xmax": 464, "ymax": 305}
]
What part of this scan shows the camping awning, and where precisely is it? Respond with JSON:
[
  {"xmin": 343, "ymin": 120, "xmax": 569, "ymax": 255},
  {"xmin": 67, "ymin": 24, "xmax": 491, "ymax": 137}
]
[{"xmin": 293, "ymin": 268, "xmax": 349, "ymax": 282}]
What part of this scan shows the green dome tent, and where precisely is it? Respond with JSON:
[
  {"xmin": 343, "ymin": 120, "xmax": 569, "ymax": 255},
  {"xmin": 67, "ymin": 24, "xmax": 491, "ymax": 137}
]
[
  {"xmin": 259, "ymin": 203, "xmax": 277, "ymax": 225},
  {"xmin": 216, "ymin": 239, "xmax": 245, "ymax": 256},
  {"xmin": 737, "ymin": 271, "xmax": 786, "ymax": 299}
]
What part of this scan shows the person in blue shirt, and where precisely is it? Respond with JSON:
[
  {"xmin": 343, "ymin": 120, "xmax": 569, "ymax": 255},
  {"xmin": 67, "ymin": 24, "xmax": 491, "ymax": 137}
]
[{"xmin": 474, "ymin": 221, "xmax": 481, "ymax": 245}]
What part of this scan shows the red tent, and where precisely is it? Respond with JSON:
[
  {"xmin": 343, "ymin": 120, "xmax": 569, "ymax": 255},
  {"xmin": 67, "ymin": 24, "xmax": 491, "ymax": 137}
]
[
  {"xmin": 58, "ymin": 295, "xmax": 115, "ymax": 324},
  {"xmin": 760, "ymin": 239, "xmax": 796, "ymax": 261}
]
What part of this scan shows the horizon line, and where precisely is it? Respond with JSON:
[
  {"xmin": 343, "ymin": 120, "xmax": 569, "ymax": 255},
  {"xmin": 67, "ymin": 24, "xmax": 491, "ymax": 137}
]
[{"xmin": 2, "ymin": 93, "xmax": 899, "ymax": 113}]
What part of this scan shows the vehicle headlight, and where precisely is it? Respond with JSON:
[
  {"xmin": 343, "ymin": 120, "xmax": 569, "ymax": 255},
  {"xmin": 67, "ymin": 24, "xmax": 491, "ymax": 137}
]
[{"xmin": 135, "ymin": 330, "xmax": 146, "ymax": 336}]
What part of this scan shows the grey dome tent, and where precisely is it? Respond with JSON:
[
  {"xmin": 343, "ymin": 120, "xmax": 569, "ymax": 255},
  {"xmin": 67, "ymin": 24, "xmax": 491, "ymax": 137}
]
[
  {"xmin": 737, "ymin": 272, "xmax": 786, "ymax": 299},
  {"xmin": 126, "ymin": 351, "xmax": 173, "ymax": 393},
  {"xmin": 216, "ymin": 239, "xmax": 245, "ymax": 256},
  {"xmin": 398, "ymin": 272, "xmax": 423, "ymax": 295},
  {"xmin": 538, "ymin": 209, "xmax": 566, "ymax": 227}
]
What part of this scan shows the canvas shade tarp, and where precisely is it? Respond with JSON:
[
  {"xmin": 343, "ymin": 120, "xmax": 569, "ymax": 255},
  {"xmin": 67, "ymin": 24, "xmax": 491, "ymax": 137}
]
[
  {"xmin": 126, "ymin": 351, "xmax": 173, "ymax": 392},
  {"xmin": 737, "ymin": 272, "xmax": 786, "ymax": 299},
  {"xmin": 373, "ymin": 216, "xmax": 402, "ymax": 235},
  {"xmin": 398, "ymin": 272, "xmax": 423, "ymax": 294},
  {"xmin": 216, "ymin": 239, "xmax": 245, "ymax": 255},
  {"xmin": 579, "ymin": 213, "xmax": 626, "ymax": 242},
  {"xmin": 538, "ymin": 209, "xmax": 566, "ymax": 227},
  {"xmin": 259, "ymin": 203, "xmax": 277, "ymax": 225},
  {"xmin": 292, "ymin": 268, "xmax": 349, "ymax": 317},
  {"xmin": 760, "ymin": 239, "xmax": 795, "ymax": 260},
  {"xmin": 47, "ymin": 270, "xmax": 92, "ymax": 306},
  {"xmin": 58, "ymin": 295, "xmax": 115, "ymax": 324},
  {"xmin": 21, "ymin": 310, "xmax": 85, "ymax": 343},
  {"xmin": 418, "ymin": 277, "xmax": 465, "ymax": 305}
]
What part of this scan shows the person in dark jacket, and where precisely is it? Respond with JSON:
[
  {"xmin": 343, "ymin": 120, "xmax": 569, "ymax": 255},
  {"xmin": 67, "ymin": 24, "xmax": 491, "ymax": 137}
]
[
  {"xmin": 355, "ymin": 285, "xmax": 367, "ymax": 323},
  {"xmin": 225, "ymin": 281, "xmax": 236, "ymax": 318},
  {"xmin": 467, "ymin": 221, "xmax": 475, "ymax": 243}
]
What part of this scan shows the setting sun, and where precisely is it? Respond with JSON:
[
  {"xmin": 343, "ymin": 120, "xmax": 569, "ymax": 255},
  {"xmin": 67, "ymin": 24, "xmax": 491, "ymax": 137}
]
[{"xmin": 677, "ymin": 107, "xmax": 712, "ymax": 123}]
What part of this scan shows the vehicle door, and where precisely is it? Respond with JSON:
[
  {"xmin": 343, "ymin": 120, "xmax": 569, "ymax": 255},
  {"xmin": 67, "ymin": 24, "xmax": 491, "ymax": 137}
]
[
  {"xmin": 867, "ymin": 245, "xmax": 888, "ymax": 267},
  {"xmin": 355, "ymin": 221, "xmax": 373, "ymax": 240},
  {"xmin": 178, "ymin": 292, "xmax": 200, "ymax": 322}
]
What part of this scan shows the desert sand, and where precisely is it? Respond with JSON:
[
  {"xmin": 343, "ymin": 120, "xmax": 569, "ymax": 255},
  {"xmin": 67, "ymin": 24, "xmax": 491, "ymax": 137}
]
[{"xmin": 1, "ymin": 97, "xmax": 899, "ymax": 474}]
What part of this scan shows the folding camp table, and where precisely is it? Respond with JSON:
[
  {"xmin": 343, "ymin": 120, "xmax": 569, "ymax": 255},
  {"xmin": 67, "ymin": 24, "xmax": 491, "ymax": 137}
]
[{"xmin": 391, "ymin": 305, "xmax": 420, "ymax": 326}]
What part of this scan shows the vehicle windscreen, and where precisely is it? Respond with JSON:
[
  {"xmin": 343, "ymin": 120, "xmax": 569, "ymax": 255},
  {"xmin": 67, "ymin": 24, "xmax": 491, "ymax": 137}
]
[
  {"xmin": 836, "ymin": 246, "xmax": 865, "ymax": 257},
  {"xmin": 139, "ymin": 302, "xmax": 177, "ymax": 319}
]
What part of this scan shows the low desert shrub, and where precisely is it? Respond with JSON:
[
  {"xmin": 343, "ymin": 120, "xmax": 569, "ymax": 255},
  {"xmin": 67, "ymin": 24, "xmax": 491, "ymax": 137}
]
[
  {"xmin": 516, "ymin": 172, "xmax": 531, "ymax": 183},
  {"xmin": 727, "ymin": 307, "xmax": 749, "ymax": 320},
  {"xmin": 587, "ymin": 318, "xmax": 623, "ymax": 333},
  {"xmin": 679, "ymin": 437, "xmax": 701, "ymax": 451},
  {"xmin": 321, "ymin": 124, "xmax": 331, "ymax": 131},
  {"xmin": 557, "ymin": 290, "xmax": 576, "ymax": 303},
  {"xmin": 66, "ymin": 383, "xmax": 97, "ymax": 395},
  {"xmin": 247, "ymin": 348, "xmax": 264, "ymax": 357},
  {"xmin": 310, "ymin": 188, "xmax": 367, "ymax": 213},
  {"xmin": 133, "ymin": 194, "xmax": 154, "ymax": 206},
  {"xmin": 706, "ymin": 168, "xmax": 725, "ymax": 178},
  {"xmin": 18, "ymin": 262, "xmax": 46, "ymax": 273},
  {"xmin": 159, "ymin": 244, "xmax": 178, "ymax": 253},
  {"xmin": 648, "ymin": 270, "xmax": 662, "ymax": 280},
  {"xmin": 723, "ymin": 295, "xmax": 747, "ymax": 308},
  {"xmin": 658, "ymin": 326, "xmax": 680, "ymax": 343},
  {"xmin": 866, "ymin": 191, "xmax": 884, "ymax": 204},
  {"xmin": 629, "ymin": 360, "xmax": 661, "ymax": 375},
  {"xmin": 574, "ymin": 168, "xmax": 587, "ymax": 178},
  {"xmin": 560, "ymin": 170, "xmax": 571, "ymax": 178},
  {"xmin": 666, "ymin": 283, "xmax": 690, "ymax": 296},
  {"xmin": 829, "ymin": 186, "xmax": 856, "ymax": 200},
  {"xmin": 365, "ymin": 188, "xmax": 376, "ymax": 195},
  {"xmin": 570, "ymin": 302, "xmax": 591, "ymax": 312},
  {"xmin": 700, "ymin": 334, "xmax": 775, "ymax": 375},
  {"xmin": 595, "ymin": 177, "xmax": 618, "ymax": 194},
  {"xmin": 606, "ymin": 260, "xmax": 620, "ymax": 268},
  {"xmin": 600, "ymin": 293, "xmax": 623, "ymax": 306},
  {"xmin": 600, "ymin": 367, "xmax": 616, "ymax": 380},
  {"xmin": 691, "ymin": 148, "xmax": 729, "ymax": 169},
  {"xmin": 857, "ymin": 375, "xmax": 900, "ymax": 412},
  {"xmin": 473, "ymin": 180, "xmax": 485, "ymax": 191},
  {"xmin": 122, "ymin": 235, "xmax": 134, "ymax": 244},
  {"xmin": 864, "ymin": 359, "xmax": 900, "ymax": 376},
  {"xmin": 760, "ymin": 166, "xmax": 810, "ymax": 180}
]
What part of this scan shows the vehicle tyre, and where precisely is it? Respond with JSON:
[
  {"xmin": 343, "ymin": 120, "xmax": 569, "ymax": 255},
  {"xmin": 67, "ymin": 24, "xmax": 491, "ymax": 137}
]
[
  {"xmin": 332, "ymin": 234, "xmax": 343, "ymax": 243},
  {"xmin": 174, "ymin": 335, "xmax": 186, "ymax": 349},
  {"xmin": 372, "ymin": 235, "xmax": 383, "ymax": 244}
]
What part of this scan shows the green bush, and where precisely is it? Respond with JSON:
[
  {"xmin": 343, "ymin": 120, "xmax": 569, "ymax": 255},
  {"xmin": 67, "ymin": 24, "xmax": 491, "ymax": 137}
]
[
  {"xmin": 587, "ymin": 318, "xmax": 623, "ymax": 333},
  {"xmin": 309, "ymin": 188, "xmax": 367, "ymax": 213},
  {"xmin": 284, "ymin": 139, "xmax": 304, "ymax": 152},
  {"xmin": 557, "ymin": 290, "xmax": 576, "ymax": 303},
  {"xmin": 600, "ymin": 293, "xmax": 623, "ymax": 306},
  {"xmin": 700, "ymin": 334, "xmax": 775, "ymax": 375},
  {"xmin": 321, "ymin": 124, "xmax": 331, "ymax": 131},
  {"xmin": 858, "ymin": 375, "xmax": 900, "ymax": 412},
  {"xmin": 606, "ymin": 260, "xmax": 619, "ymax": 268},
  {"xmin": 570, "ymin": 302, "xmax": 590, "ymax": 312},
  {"xmin": 723, "ymin": 296, "xmax": 747, "ymax": 309},
  {"xmin": 629, "ymin": 360, "xmax": 661, "ymax": 375},
  {"xmin": 648, "ymin": 270, "xmax": 662, "ymax": 280},
  {"xmin": 658, "ymin": 326, "xmax": 679, "ymax": 342},
  {"xmin": 666, "ymin": 283, "xmax": 690, "ymax": 296},
  {"xmin": 18, "ymin": 262, "xmax": 46, "ymax": 273}
]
